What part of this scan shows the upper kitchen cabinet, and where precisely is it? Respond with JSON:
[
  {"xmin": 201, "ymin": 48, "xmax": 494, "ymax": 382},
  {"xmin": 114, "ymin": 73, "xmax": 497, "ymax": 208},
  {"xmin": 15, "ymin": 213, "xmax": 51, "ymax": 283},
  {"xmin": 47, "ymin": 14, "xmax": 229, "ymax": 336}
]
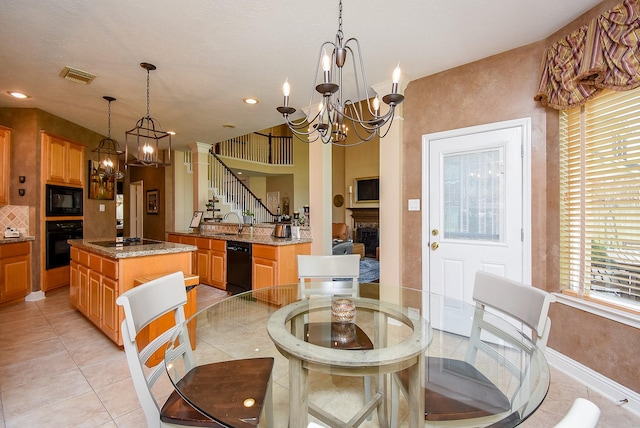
[
  {"xmin": 0, "ymin": 126, "xmax": 10, "ymax": 205},
  {"xmin": 42, "ymin": 132, "xmax": 85, "ymax": 187}
]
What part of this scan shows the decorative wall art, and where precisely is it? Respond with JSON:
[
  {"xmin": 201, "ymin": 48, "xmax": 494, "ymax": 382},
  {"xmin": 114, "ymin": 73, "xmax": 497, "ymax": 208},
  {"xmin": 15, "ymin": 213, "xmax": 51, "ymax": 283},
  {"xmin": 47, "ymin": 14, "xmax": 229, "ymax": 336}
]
[
  {"xmin": 146, "ymin": 189, "xmax": 159, "ymax": 214},
  {"xmin": 88, "ymin": 160, "xmax": 115, "ymax": 200}
]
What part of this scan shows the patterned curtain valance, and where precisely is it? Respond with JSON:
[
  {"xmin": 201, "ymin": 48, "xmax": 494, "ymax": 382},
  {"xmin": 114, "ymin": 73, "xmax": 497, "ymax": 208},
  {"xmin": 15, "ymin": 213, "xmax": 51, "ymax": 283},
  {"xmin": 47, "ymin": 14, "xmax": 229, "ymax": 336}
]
[{"xmin": 534, "ymin": 0, "xmax": 640, "ymax": 110}]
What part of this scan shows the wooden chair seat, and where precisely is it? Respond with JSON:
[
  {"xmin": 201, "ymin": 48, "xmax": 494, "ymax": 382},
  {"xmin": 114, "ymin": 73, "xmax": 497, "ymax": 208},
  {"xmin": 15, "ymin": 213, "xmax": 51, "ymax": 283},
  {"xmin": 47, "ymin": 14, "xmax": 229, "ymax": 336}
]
[
  {"xmin": 162, "ymin": 358, "xmax": 275, "ymax": 427},
  {"xmin": 398, "ymin": 356, "xmax": 511, "ymax": 421},
  {"xmin": 305, "ymin": 322, "xmax": 374, "ymax": 350},
  {"xmin": 161, "ymin": 392, "xmax": 224, "ymax": 427}
]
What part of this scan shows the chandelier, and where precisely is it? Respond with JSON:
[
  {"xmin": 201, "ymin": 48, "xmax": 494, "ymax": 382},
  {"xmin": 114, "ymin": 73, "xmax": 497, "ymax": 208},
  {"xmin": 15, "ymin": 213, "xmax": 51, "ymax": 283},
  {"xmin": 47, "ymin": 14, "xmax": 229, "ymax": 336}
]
[
  {"xmin": 125, "ymin": 62, "xmax": 172, "ymax": 168},
  {"xmin": 276, "ymin": 0, "xmax": 404, "ymax": 146},
  {"xmin": 92, "ymin": 96, "xmax": 124, "ymax": 179}
]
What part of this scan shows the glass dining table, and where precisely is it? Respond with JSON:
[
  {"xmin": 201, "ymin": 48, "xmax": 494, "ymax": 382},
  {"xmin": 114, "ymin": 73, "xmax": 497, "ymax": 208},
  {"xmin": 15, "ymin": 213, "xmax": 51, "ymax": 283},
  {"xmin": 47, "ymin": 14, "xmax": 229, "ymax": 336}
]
[{"xmin": 164, "ymin": 283, "xmax": 550, "ymax": 428}]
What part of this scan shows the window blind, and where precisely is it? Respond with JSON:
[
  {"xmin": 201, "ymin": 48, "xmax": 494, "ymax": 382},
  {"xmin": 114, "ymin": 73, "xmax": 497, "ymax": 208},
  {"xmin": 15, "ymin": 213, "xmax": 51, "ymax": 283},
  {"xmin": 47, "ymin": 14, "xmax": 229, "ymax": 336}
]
[{"xmin": 560, "ymin": 89, "xmax": 640, "ymax": 312}]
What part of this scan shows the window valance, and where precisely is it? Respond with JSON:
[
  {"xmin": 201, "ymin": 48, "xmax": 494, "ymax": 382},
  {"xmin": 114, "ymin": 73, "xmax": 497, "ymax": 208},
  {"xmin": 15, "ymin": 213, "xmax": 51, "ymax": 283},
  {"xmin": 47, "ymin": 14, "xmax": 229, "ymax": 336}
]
[{"xmin": 534, "ymin": 0, "xmax": 640, "ymax": 110}]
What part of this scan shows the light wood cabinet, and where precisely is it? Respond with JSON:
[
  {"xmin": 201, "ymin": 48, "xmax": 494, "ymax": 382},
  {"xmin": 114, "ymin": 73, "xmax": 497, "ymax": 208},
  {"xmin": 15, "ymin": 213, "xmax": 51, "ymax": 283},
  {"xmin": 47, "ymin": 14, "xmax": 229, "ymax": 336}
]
[
  {"xmin": 174, "ymin": 235, "xmax": 226, "ymax": 291},
  {"xmin": 0, "ymin": 241, "xmax": 31, "ymax": 305},
  {"xmin": 102, "ymin": 276, "xmax": 119, "ymax": 338},
  {"xmin": 70, "ymin": 247, "xmax": 120, "ymax": 342},
  {"xmin": 252, "ymin": 242, "xmax": 310, "ymax": 305},
  {"xmin": 210, "ymin": 239, "xmax": 226, "ymax": 289},
  {"xmin": 168, "ymin": 234, "xmax": 197, "ymax": 270},
  {"xmin": 42, "ymin": 132, "xmax": 85, "ymax": 186},
  {"xmin": 0, "ymin": 126, "xmax": 10, "ymax": 206},
  {"xmin": 88, "ymin": 270, "xmax": 102, "ymax": 325}
]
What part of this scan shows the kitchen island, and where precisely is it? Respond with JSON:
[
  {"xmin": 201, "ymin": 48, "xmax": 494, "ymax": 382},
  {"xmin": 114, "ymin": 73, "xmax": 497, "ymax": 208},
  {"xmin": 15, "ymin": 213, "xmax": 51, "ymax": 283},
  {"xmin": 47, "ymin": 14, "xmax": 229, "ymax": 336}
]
[{"xmin": 68, "ymin": 238, "xmax": 197, "ymax": 345}]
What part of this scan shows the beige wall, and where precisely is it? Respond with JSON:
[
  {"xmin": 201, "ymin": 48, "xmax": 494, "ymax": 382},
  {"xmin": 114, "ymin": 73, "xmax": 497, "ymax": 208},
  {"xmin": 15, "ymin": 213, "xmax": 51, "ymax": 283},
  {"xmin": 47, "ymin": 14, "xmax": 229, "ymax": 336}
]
[
  {"xmin": 401, "ymin": 0, "xmax": 639, "ymax": 393},
  {"xmin": 0, "ymin": 107, "xmax": 117, "ymax": 291}
]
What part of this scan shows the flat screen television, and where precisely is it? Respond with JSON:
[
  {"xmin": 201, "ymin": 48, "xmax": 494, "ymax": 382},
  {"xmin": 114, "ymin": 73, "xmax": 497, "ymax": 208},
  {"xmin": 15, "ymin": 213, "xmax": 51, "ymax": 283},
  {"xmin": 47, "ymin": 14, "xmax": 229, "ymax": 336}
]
[{"xmin": 354, "ymin": 177, "xmax": 379, "ymax": 203}]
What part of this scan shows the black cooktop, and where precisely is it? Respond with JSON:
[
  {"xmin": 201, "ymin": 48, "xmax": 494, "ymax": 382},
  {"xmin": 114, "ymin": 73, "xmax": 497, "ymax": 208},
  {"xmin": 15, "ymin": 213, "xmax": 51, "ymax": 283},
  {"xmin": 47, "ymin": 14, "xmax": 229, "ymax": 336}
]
[{"xmin": 91, "ymin": 238, "xmax": 160, "ymax": 247}]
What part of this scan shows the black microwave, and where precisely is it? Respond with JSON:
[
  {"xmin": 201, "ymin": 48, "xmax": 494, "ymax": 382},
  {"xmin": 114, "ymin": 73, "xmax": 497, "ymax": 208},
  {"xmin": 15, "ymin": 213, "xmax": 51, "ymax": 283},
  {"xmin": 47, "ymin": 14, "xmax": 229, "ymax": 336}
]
[{"xmin": 46, "ymin": 184, "xmax": 83, "ymax": 217}]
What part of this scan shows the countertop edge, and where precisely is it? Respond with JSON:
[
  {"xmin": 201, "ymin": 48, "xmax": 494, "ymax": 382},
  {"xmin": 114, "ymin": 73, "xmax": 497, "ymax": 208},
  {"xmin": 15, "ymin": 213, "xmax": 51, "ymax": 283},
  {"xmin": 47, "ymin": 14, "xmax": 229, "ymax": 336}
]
[
  {"xmin": 0, "ymin": 236, "xmax": 35, "ymax": 244},
  {"xmin": 68, "ymin": 239, "xmax": 197, "ymax": 259},
  {"xmin": 169, "ymin": 230, "xmax": 313, "ymax": 246}
]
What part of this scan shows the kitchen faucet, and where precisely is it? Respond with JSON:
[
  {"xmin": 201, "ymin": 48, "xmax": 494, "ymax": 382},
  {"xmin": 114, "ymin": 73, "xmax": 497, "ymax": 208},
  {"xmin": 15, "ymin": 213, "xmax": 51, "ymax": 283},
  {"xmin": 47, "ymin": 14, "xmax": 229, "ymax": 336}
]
[{"xmin": 223, "ymin": 211, "xmax": 244, "ymax": 234}]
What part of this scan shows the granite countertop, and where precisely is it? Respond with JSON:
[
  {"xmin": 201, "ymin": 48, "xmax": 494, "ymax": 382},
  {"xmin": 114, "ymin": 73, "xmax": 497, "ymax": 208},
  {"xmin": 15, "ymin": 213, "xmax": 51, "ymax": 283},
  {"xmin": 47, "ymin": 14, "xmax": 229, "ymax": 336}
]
[
  {"xmin": 170, "ymin": 230, "xmax": 313, "ymax": 246},
  {"xmin": 68, "ymin": 239, "xmax": 197, "ymax": 259},
  {"xmin": 0, "ymin": 236, "xmax": 35, "ymax": 244}
]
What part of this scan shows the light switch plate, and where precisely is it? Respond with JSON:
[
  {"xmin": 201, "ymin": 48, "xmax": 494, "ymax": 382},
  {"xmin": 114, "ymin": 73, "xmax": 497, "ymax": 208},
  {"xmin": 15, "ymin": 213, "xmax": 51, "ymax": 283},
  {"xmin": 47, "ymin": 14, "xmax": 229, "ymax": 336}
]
[
  {"xmin": 99, "ymin": 204, "xmax": 105, "ymax": 212},
  {"xmin": 408, "ymin": 199, "xmax": 420, "ymax": 211}
]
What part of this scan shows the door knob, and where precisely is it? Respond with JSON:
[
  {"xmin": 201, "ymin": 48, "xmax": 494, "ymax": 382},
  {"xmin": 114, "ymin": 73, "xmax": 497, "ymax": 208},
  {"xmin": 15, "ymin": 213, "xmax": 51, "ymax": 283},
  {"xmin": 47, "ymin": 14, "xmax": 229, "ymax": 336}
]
[{"xmin": 431, "ymin": 242, "xmax": 439, "ymax": 250}]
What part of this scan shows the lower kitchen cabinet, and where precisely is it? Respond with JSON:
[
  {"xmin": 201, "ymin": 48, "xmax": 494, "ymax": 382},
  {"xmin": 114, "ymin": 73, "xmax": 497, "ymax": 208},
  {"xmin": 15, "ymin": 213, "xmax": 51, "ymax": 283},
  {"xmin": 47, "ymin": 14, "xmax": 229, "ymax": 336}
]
[
  {"xmin": 70, "ymin": 248, "xmax": 120, "ymax": 342},
  {"xmin": 169, "ymin": 234, "xmax": 226, "ymax": 290},
  {"xmin": 252, "ymin": 242, "xmax": 310, "ymax": 305},
  {"xmin": 0, "ymin": 241, "xmax": 32, "ymax": 305}
]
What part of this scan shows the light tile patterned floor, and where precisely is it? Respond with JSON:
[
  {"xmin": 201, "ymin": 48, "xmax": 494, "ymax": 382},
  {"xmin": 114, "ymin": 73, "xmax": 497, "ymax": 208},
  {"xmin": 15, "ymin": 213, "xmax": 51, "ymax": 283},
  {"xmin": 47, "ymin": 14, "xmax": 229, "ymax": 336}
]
[{"xmin": 0, "ymin": 285, "xmax": 637, "ymax": 427}]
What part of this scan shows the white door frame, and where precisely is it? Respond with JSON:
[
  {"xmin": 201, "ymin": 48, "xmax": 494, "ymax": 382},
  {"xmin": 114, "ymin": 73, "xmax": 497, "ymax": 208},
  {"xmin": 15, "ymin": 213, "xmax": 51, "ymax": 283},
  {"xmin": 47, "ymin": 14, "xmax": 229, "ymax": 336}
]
[{"xmin": 421, "ymin": 118, "xmax": 532, "ymax": 293}]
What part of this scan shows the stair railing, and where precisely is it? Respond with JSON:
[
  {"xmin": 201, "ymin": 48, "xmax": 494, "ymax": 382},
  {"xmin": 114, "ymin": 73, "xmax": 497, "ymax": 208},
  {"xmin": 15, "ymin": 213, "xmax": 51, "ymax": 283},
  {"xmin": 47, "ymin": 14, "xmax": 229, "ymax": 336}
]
[
  {"xmin": 208, "ymin": 151, "xmax": 276, "ymax": 224},
  {"xmin": 213, "ymin": 132, "xmax": 293, "ymax": 166}
]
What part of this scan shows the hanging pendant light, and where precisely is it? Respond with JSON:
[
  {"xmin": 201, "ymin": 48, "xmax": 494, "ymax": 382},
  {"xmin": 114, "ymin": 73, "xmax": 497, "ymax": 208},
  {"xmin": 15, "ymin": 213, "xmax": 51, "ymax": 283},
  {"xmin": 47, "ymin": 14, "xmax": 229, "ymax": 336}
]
[
  {"xmin": 92, "ymin": 96, "xmax": 124, "ymax": 179},
  {"xmin": 276, "ymin": 0, "xmax": 404, "ymax": 146},
  {"xmin": 125, "ymin": 62, "xmax": 172, "ymax": 168}
]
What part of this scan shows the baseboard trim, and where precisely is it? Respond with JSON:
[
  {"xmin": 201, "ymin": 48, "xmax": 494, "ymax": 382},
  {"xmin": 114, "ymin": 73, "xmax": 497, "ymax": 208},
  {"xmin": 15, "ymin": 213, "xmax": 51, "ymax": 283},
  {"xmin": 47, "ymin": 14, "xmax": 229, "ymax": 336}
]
[
  {"xmin": 24, "ymin": 291, "xmax": 45, "ymax": 301},
  {"xmin": 546, "ymin": 347, "xmax": 640, "ymax": 417}
]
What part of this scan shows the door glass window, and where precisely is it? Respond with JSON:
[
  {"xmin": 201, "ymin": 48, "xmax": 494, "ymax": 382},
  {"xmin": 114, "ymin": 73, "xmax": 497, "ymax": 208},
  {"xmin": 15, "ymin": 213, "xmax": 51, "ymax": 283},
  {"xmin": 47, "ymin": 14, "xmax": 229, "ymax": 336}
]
[{"xmin": 442, "ymin": 149, "xmax": 503, "ymax": 242}]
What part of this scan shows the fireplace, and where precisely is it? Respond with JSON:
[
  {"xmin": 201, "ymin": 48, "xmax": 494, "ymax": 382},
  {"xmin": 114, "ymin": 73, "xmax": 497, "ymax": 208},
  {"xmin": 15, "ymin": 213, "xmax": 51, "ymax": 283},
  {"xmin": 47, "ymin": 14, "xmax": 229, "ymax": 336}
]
[
  {"xmin": 357, "ymin": 227, "xmax": 379, "ymax": 257},
  {"xmin": 348, "ymin": 208, "xmax": 379, "ymax": 257}
]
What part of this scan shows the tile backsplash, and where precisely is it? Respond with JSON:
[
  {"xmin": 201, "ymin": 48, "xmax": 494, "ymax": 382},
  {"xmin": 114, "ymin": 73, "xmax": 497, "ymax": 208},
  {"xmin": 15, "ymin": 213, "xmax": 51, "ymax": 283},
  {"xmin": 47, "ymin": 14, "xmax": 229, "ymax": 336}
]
[{"xmin": 0, "ymin": 205, "xmax": 30, "ymax": 234}]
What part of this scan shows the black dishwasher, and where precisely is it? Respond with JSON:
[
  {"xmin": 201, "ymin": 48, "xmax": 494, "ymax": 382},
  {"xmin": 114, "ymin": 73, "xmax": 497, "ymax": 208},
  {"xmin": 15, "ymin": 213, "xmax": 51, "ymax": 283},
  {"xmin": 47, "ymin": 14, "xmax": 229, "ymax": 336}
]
[{"xmin": 226, "ymin": 241, "xmax": 252, "ymax": 295}]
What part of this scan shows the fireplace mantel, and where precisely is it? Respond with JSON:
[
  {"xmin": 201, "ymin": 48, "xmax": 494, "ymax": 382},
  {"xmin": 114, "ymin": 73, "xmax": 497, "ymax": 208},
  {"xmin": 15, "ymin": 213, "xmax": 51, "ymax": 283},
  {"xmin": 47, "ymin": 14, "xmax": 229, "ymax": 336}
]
[{"xmin": 347, "ymin": 207, "xmax": 379, "ymax": 224}]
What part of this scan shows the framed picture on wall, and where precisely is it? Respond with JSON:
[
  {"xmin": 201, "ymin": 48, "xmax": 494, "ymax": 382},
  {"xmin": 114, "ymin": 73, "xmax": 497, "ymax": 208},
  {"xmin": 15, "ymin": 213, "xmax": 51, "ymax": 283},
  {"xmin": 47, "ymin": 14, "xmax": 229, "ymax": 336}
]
[
  {"xmin": 88, "ymin": 160, "xmax": 115, "ymax": 200},
  {"xmin": 146, "ymin": 189, "xmax": 159, "ymax": 214}
]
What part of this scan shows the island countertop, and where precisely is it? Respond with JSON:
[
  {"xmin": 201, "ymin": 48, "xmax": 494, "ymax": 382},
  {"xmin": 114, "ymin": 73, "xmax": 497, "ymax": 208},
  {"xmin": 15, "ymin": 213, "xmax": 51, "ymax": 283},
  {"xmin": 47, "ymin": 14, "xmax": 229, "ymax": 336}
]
[{"xmin": 68, "ymin": 238, "xmax": 197, "ymax": 259}]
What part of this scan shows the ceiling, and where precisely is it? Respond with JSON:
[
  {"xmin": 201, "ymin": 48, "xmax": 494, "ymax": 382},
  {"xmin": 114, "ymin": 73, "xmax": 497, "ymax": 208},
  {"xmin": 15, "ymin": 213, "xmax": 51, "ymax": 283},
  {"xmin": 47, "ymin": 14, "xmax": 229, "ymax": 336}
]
[{"xmin": 0, "ymin": 0, "xmax": 600, "ymax": 152}]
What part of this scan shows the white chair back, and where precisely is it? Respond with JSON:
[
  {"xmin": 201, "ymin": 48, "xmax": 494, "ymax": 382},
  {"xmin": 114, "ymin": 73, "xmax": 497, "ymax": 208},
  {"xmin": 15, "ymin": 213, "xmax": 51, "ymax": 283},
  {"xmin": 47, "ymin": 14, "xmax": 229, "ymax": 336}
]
[
  {"xmin": 467, "ymin": 271, "xmax": 556, "ymax": 415},
  {"xmin": 473, "ymin": 271, "xmax": 556, "ymax": 349},
  {"xmin": 554, "ymin": 398, "xmax": 601, "ymax": 428},
  {"xmin": 116, "ymin": 271, "xmax": 193, "ymax": 428},
  {"xmin": 297, "ymin": 254, "xmax": 361, "ymax": 299}
]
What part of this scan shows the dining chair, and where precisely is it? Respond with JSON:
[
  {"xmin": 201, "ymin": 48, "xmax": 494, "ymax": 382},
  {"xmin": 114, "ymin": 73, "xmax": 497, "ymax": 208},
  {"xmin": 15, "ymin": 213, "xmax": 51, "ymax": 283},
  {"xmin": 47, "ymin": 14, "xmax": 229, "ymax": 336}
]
[
  {"xmin": 553, "ymin": 398, "xmax": 601, "ymax": 428},
  {"xmin": 297, "ymin": 254, "xmax": 374, "ymax": 407},
  {"xmin": 117, "ymin": 271, "xmax": 274, "ymax": 428},
  {"xmin": 390, "ymin": 271, "xmax": 556, "ymax": 427}
]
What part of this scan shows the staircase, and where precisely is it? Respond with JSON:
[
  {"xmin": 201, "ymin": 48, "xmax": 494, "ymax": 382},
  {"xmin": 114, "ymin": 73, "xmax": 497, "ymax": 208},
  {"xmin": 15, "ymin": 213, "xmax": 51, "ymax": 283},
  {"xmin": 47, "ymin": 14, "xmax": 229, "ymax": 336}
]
[{"xmin": 207, "ymin": 151, "xmax": 276, "ymax": 224}]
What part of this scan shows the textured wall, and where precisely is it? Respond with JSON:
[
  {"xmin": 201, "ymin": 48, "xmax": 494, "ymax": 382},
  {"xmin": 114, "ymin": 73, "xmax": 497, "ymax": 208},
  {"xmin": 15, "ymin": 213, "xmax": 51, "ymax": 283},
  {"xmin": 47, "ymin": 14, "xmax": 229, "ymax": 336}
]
[{"xmin": 401, "ymin": 0, "xmax": 639, "ymax": 393}]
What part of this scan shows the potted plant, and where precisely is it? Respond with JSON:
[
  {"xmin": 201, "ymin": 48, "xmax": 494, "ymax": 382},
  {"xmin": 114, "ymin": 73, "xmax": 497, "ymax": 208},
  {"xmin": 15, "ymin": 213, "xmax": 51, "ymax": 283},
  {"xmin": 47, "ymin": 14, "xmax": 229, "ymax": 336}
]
[{"xmin": 243, "ymin": 210, "xmax": 254, "ymax": 224}]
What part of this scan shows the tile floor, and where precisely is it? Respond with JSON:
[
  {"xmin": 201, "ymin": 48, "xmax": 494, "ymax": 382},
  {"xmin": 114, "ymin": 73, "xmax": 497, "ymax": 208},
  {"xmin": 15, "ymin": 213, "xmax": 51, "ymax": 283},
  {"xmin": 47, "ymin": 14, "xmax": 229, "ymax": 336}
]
[{"xmin": 0, "ymin": 285, "xmax": 637, "ymax": 427}]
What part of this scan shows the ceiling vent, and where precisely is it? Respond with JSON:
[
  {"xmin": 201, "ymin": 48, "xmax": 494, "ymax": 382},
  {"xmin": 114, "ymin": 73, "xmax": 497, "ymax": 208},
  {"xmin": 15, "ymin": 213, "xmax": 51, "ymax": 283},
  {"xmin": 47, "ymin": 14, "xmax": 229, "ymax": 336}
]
[{"xmin": 59, "ymin": 66, "xmax": 97, "ymax": 85}]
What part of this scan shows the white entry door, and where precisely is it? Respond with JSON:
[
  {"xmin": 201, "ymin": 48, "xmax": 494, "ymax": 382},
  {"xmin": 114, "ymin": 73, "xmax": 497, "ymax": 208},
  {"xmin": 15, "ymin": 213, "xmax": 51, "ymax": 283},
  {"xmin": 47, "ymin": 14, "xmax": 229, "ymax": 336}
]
[{"xmin": 422, "ymin": 119, "xmax": 531, "ymax": 329}]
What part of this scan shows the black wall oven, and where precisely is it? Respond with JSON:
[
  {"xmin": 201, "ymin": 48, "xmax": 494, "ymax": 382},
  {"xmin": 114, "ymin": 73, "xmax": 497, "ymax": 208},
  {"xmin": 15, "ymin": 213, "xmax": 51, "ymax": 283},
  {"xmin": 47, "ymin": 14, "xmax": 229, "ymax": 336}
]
[
  {"xmin": 46, "ymin": 184, "xmax": 83, "ymax": 217},
  {"xmin": 45, "ymin": 220, "xmax": 83, "ymax": 270}
]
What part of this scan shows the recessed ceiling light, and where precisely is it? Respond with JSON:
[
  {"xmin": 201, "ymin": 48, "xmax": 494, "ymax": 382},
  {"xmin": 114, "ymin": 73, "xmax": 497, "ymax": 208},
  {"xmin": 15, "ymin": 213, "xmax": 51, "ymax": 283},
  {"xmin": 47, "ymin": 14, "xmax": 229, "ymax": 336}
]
[
  {"xmin": 237, "ymin": 171, "xmax": 243, "ymax": 175},
  {"xmin": 7, "ymin": 91, "xmax": 29, "ymax": 99},
  {"xmin": 223, "ymin": 124, "xmax": 236, "ymax": 129},
  {"xmin": 243, "ymin": 98, "xmax": 259, "ymax": 105},
  {"xmin": 167, "ymin": 131, "xmax": 176, "ymax": 135}
]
